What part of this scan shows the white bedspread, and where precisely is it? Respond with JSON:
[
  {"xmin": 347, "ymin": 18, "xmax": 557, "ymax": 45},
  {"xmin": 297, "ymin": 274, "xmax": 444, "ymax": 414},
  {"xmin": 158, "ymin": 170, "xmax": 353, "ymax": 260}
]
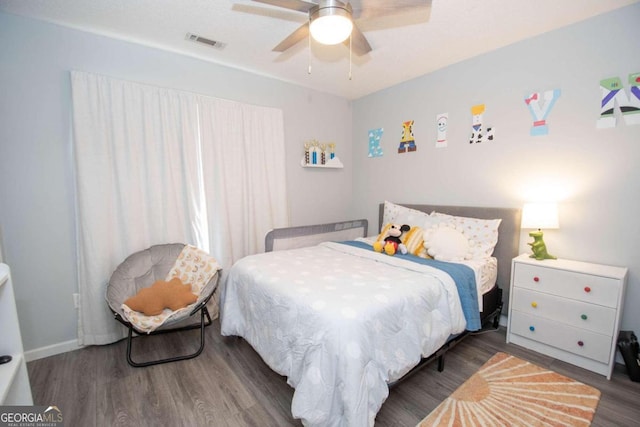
[{"xmin": 220, "ymin": 242, "xmax": 467, "ymax": 427}]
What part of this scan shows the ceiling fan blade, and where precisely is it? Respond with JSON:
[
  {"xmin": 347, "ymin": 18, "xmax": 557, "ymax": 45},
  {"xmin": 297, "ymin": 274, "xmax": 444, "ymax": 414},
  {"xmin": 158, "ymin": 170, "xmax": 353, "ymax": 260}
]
[
  {"xmin": 273, "ymin": 22, "xmax": 310, "ymax": 52},
  {"xmin": 350, "ymin": 0, "xmax": 431, "ymax": 20},
  {"xmin": 345, "ymin": 23, "xmax": 372, "ymax": 56},
  {"xmin": 252, "ymin": 0, "xmax": 316, "ymax": 13}
]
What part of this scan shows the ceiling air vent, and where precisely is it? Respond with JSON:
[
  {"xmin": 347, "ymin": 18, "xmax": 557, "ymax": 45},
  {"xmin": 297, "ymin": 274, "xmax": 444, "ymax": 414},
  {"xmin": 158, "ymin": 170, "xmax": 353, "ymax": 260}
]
[{"xmin": 185, "ymin": 33, "xmax": 226, "ymax": 50}]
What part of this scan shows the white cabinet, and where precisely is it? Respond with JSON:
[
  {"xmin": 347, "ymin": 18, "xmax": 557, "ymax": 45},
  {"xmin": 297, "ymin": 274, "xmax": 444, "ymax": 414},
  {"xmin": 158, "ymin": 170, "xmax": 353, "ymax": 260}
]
[
  {"xmin": 507, "ymin": 254, "xmax": 628, "ymax": 379},
  {"xmin": 0, "ymin": 264, "xmax": 33, "ymax": 404}
]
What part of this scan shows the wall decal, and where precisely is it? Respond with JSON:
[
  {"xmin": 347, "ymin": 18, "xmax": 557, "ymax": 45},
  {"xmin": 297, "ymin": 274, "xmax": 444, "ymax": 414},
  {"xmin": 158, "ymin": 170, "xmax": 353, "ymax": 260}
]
[
  {"xmin": 524, "ymin": 89, "xmax": 561, "ymax": 136},
  {"xmin": 469, "ymin": 104, "xmax": 495, "ymax": 144},
  {"xmin": 398, "ymin": 120, "xmax": 417, "ymax": 153},
  {"xmin": 597, "ymin": 72, "xmax": 640, "ymax": 128},
  {"xmin": 368, "ymin": 128, "xmax": 384, "ymax": 158},
  {"xmin": 436, "ymin": 113, "xmax": 448, "ymax": 148}
]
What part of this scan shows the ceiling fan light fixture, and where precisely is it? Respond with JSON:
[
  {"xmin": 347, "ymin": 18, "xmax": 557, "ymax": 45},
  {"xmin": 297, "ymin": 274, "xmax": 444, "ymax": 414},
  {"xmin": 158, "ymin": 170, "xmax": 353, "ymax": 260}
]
[{"xmin": 309, "ymin": 2, "xmax": 353, "ymax": 45}]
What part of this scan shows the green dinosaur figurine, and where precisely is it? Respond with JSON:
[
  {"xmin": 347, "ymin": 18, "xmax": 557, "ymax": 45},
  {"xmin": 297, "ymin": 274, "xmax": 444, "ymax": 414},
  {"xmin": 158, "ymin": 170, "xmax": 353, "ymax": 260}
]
[{"xmin": 527, "ymin": 230, "xmax": 556, "ymax": 260}]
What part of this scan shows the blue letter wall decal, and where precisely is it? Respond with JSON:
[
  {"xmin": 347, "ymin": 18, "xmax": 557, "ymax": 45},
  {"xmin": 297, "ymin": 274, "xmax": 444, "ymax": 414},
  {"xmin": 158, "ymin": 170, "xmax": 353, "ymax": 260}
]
[{"xmin": 524, "ymin": 89, "xmax": 561, "ymax": 136}]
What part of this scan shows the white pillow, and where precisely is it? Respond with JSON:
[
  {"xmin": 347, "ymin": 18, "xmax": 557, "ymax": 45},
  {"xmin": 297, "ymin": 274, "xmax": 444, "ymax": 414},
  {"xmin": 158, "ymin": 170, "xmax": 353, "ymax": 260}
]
[
  {"xmin": 423, "ymin": 224, "xmax": 474, "ymax": 262},
  {"xmin": 431, "ymin": 212, "xmax": 501, "ymax": 259},
  {"xmin": 381, "ymin": 201, "xmax": 438, "ymax": 232}
]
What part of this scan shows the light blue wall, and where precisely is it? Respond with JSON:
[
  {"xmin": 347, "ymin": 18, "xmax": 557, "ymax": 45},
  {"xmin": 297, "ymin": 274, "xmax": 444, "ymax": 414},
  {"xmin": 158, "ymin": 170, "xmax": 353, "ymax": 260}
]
[
  {"xmin": 0, "ymin": 12, "xmax": 353, "ymax": 352},
  {"xmin": 2, "ymin": 4, "xmax": 639, "ymax": 355},
  {"xmin": 351, "ymin": 4, "xmax": 640, "ymax": 332}
]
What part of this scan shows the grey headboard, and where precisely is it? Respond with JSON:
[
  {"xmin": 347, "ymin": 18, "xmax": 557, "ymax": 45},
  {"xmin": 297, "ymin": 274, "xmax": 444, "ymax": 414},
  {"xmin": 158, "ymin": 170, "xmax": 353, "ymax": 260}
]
[{"xmin": 379, "ymin": 203, "xmax": 522, "ymax": 311}]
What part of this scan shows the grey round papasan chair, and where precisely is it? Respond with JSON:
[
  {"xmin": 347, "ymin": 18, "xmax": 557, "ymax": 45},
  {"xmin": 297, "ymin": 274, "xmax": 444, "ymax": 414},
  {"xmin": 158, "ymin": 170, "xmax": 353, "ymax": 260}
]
[{"xmin": 106, "ymin": 243, "xmax": 220, "ymax": 367}]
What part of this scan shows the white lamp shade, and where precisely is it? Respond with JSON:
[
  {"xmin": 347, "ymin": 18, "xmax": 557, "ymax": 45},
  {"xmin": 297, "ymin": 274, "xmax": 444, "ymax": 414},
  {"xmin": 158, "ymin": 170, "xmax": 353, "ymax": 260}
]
[
  {"xmin": 309, "ymin": 8, "xmax": 353, "ymax": 45},
  {"xmin": 521, "ymin": 202, "xmax": 559, "ymax": 229}
]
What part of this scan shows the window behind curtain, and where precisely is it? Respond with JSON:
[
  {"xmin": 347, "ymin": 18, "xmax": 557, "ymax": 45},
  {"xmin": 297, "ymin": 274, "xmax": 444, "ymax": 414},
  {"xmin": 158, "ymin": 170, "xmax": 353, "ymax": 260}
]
[{"xmin": 71, "ymin": 71, "xmax": 288, "ymax": 345}]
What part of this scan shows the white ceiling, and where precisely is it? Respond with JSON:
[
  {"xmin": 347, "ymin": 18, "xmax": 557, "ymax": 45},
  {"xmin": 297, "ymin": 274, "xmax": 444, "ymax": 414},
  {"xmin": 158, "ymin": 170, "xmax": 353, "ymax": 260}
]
[{"xmin": 1, "ymin": 0, "xmax": 637, "ymax": 100}]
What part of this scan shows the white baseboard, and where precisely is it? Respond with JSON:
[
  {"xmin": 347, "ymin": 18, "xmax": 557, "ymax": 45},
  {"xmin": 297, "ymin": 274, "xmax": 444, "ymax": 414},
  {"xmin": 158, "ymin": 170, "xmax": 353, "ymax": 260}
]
[{"xmin": 24, "ymin": 339, "xmax": 83, "ymax": 362}]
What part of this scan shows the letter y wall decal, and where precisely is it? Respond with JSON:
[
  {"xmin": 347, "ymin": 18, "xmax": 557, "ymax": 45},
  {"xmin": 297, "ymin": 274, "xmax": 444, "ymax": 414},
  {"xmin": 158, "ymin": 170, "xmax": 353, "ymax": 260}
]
[{"xmin": 524, "ymin": 89, "xmax": 561, "ymax": 136}]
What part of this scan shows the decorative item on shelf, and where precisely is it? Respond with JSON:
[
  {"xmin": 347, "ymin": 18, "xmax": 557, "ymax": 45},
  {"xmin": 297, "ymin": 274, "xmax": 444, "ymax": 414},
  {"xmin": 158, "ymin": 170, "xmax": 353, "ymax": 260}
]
[
  {"xmin": 304, "ymin": 141, "xmax": 311, "ymax": 165},
  {"xmin": 311, "ymin": 140, "xmax": 320, "ymax": 165},
  {"xmin": 521, "ymin": 202, "xmax": 559, "ymax": 260},
  {"xmin": 301, "ymin": 140, "xmax": 343, "ymax": 168}
]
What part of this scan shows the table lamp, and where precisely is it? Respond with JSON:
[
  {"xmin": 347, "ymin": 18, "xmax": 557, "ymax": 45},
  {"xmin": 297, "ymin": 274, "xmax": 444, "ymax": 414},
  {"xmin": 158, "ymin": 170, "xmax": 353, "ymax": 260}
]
[{"xmin": 522, "ymin": 202, "xmax": 559, "ymax": 260}]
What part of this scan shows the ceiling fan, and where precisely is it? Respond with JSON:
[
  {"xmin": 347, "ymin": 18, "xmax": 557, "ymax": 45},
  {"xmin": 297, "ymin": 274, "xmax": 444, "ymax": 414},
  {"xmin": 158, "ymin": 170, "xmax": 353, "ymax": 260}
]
[{"xmin": 251, "ymin": 0, "xmax": 432, "ymax": 56}]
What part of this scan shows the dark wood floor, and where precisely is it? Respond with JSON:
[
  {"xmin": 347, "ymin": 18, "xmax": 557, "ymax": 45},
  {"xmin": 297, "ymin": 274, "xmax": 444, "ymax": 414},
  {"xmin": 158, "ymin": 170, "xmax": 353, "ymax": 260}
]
[{"xmin": 28, "ymin": 321, "xmax": 640, "ymax": 426}]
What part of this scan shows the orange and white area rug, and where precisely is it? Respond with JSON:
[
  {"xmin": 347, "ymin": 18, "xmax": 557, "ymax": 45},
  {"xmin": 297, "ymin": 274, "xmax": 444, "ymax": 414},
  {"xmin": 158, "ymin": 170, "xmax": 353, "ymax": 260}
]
[{"xmin": 418, "ymin": 352, "xmax": 601, "ymax": 427}]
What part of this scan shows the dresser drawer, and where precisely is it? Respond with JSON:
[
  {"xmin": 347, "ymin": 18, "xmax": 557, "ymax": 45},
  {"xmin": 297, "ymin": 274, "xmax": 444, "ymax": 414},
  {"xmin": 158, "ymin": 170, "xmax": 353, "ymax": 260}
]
[
  {"xmin": 511, "ymin": 287, "xmax": 616, "ymax": 335},
  {"xmin": 513, "ymin": 263, "xmax": 620, "ymax": 307},
  {"xmin": 510, "ymin": 311, "xmax": 612, "ymax": 363}
]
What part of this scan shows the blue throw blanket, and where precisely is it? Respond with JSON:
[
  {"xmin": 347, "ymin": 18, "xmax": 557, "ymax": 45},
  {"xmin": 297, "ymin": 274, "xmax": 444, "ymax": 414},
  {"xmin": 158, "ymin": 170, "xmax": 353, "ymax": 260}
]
[{"xmin": 339, "ymin": 240, "xmax": 482, "ymax": 331}]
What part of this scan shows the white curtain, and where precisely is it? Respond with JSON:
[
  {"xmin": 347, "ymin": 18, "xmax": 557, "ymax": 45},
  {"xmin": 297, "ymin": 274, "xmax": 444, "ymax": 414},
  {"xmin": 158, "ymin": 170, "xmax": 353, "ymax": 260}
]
[
  {"xmin": 198, "ymin": 97, "xmax": 289, "ymax": 269},
  {"xmin": 71, "ymin": 71, "xmax": 207, "ymax": 345},
  {"xmin": 71, "ymin": 71, "xmax": 288, "ymax": 345}
]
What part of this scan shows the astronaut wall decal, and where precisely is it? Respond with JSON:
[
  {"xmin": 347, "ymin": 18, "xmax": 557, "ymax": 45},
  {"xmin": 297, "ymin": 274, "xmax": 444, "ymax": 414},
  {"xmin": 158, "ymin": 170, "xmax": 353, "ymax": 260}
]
[{"xmin": 597, "ymin": 72, "xmax": 640, "ymax": 128}]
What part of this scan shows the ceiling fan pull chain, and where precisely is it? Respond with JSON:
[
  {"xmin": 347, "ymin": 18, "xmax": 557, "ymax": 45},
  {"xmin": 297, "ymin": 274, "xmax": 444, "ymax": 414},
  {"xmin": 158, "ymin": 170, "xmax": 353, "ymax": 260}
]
[
  {"xmin": 348, "ymin": 33, "xmax": 352, "ymax": 80},
  {"xmin": 308, "ymin": 21, "xmax": 312, "ymax": 75}
]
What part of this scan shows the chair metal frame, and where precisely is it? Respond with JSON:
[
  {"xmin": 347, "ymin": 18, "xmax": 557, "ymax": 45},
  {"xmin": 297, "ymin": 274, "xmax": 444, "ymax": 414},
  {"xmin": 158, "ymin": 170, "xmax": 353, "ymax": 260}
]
[{"xmin": 110, "ymin": 273, "xmax": 219, "ymax": 368}]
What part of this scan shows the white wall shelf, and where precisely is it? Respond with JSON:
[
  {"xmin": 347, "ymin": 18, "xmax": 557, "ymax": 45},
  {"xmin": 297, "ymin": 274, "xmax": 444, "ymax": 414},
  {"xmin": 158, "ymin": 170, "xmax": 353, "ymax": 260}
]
[
  {"xmin": 0, "ymin": 264, "xmax": 33, "ymax": 405},
  {"xmin": 300, "ymin": 156, "xmax": 343, "ymax": 169}
]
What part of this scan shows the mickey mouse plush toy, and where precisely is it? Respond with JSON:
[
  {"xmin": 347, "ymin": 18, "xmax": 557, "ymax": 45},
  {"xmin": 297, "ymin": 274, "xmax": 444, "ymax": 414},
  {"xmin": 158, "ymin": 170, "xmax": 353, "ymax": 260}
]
[{"xmin": 373, "ymin": 224, "xmax": 410, "ymax": 256}]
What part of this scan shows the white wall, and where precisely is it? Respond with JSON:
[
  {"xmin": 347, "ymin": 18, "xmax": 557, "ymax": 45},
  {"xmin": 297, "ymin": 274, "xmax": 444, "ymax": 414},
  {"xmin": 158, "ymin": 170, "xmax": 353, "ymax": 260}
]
[
  {"xmin": 351, "ymin": 4, "xmax": 640, "ymax": 333},
  {"xmin": 0, "ymin": 12, "xmax": 353, "ymax": 353}
]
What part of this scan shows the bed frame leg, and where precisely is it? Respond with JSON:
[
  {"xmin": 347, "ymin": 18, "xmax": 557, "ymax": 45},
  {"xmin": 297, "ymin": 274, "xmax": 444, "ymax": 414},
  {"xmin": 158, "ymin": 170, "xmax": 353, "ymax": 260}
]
[
  {"xmin": 437, "ymin": 355, "xmax": 445, "ymax": 372},
  {"xmin": 492, "ymin": 300, "xmax": 504, "ymax": 329}
]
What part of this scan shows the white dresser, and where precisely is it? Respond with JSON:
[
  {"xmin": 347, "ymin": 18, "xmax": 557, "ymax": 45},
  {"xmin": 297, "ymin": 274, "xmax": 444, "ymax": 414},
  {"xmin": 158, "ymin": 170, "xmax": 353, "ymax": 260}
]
[
  {"xmin": 0, "ymin": 264, "xmax": 33, "ymax": 404},
  {"xmin": 507, "ymin": 254, "xmax": 628, "ymax": 379}
]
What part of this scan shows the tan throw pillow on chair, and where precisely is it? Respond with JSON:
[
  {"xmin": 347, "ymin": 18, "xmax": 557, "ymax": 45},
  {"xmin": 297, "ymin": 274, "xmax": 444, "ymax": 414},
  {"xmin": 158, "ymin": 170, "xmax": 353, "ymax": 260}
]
[{"xmin": 124, "ymin": 277, "xmax": 197, "ymax": 316}]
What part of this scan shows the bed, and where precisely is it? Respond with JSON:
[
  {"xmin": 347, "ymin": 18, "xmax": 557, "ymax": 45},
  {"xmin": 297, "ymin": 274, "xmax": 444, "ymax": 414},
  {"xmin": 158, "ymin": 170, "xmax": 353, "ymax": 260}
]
[{"xmin": 220, "ymin": 203, "xmax": 521, "ymax": 427}]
